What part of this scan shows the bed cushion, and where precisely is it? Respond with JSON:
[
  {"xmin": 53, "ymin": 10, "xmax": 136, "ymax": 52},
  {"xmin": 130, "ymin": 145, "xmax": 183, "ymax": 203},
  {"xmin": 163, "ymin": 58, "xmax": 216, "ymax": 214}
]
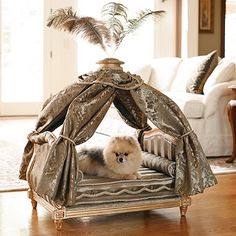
[
  {"xmin": 75, "ymin": 165, "xmax": 175, "ymax": 205},
  {"xmin": 72, "ymin": 133, "xmax": 177, "ymax": 206}
]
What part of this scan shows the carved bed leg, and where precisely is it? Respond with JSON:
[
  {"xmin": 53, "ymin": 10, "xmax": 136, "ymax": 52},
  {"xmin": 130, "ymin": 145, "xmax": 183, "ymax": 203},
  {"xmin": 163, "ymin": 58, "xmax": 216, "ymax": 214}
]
[
  {"xmin": 53, "ymin": 208, "xmax": 65, "ymax": 231},
  {"xmin": 27, "ymin": 189, "xmax": 37, "ymax": 209},
  {"xmin": 179, "ymin": 196, "xmax": 191, "ymax": 216},
  {"xmin": 54, "ymin": 219, "xmax": 63, "ymax": 231}
]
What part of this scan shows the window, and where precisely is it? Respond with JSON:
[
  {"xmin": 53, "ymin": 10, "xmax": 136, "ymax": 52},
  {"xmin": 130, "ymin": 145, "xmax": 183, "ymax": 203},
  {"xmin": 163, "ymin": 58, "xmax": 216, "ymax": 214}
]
[{"xmin": 0, "ymin": 0, "xmax": 43, "ymax": 103}]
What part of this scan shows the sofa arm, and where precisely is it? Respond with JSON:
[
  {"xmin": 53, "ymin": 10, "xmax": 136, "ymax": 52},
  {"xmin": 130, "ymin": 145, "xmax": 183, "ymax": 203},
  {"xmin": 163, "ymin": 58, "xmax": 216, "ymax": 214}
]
[
  {"xmin": 141, "ymin": 128, "xmax": 179, "ymax": 161},
  {"xmin": 203, "ymin": 80, "xmax": 236, "ymax": 117}
]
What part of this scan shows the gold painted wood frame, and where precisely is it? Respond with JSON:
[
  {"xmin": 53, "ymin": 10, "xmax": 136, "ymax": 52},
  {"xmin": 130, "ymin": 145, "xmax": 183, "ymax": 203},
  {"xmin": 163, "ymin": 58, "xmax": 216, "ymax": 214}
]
[{"xmin": 28, "ymin": 189, "xmax": 191, "ymax": 231}]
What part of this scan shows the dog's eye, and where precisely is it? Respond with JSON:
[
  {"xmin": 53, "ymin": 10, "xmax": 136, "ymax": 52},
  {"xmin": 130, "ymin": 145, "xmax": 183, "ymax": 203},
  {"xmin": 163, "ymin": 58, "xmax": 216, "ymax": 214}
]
[
  {"xmin": 115, "ymin": 152, "xmax": 119, "ymax": 157},
  {"xmin": 124, "ymin": 152, "xmax": 128, "ymax": 156}
]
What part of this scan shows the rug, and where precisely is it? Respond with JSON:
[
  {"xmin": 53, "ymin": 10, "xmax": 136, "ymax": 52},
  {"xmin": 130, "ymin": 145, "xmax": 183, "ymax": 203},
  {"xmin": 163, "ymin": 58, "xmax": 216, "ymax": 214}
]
[
  {"xmin": 0, "ymin": 118, "xmax": 36, "ymax": 192},
  {"xmin": 208, "ymin": 157, "xmax": 236, "ymax": 175},
  {"xmin": 0, "ymin": 118, "xmax": 236, "ymax": 192}
]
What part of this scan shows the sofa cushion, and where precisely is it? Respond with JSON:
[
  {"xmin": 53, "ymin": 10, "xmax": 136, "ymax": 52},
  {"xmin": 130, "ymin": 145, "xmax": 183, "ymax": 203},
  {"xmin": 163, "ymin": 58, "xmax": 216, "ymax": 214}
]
[
  {"xmin": 133, "ymin": 64, "xmax": 152, "ymax": 84},
  {"xmin": 170, "ymin": 51, "xmax": 218, "ymax": 94},
  {"xmin": 148, "ymin": 57, "xmax": 182, "ymax": 91},
  {"xmin": 164, "ymin": 92, "xmax": 205, "ymax": 118},
  {"xmin": 203, "ymin": 59, "xmax": 235, "ymax": 94}
]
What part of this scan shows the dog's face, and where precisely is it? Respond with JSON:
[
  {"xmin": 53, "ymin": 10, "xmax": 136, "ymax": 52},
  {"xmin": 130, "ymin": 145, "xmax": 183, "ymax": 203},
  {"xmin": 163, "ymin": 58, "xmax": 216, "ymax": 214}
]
[{"xmin": 103, "ymin": 136, "xmax": 142, "ymax": 175}]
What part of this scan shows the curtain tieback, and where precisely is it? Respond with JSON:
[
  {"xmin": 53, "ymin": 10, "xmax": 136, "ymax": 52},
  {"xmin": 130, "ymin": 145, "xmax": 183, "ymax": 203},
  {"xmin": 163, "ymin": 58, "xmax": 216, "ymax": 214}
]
[
  {"xmin": 179, "ymin": 130, "xmax": 193, "ymax": 139},
  {"xmin": 59, "ymin": 135, "xmax": 76, "ymax": 146}
]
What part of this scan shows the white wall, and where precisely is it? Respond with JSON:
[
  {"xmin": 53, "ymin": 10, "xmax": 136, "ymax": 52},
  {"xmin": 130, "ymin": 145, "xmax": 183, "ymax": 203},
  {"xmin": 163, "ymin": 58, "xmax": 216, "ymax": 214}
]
[
  {"xmin": 181, "ymin": 0, "xmax": 199, "ymax": 57},
  {"xmin": 154, "ymin": 0, "xmax": 199, "ymax": 58},
  {"xmin": 154, "ymin": 0, "xmax": 177, "ymax": 57}
]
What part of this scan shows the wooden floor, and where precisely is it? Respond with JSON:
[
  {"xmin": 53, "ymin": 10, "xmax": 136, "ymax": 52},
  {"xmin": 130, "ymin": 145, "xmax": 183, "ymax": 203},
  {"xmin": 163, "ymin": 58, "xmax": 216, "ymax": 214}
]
[{"xmin": 1, "ymin": 174, "xmax": 236, "ymax": 236}]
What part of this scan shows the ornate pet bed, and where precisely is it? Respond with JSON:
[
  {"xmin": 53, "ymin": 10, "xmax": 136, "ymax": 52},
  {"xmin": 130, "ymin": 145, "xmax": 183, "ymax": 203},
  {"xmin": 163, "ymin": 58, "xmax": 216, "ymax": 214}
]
[{"xmin": 19, "ymin": 58, "xmax": 217, "ymax": 230}]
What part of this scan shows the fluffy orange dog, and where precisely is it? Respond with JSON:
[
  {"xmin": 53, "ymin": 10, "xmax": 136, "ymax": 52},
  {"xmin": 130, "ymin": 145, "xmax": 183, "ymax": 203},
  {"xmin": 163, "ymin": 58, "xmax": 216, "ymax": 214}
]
[{"xmin": 77, "ymin": 136, "xmax": 142, "ymax": 180}]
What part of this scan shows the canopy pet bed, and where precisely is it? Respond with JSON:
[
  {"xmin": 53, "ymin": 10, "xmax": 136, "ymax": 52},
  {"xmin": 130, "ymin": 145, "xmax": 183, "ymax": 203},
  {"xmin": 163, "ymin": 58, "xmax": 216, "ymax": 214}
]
[{"xmin": 19, "ymin": 58, "xmax": 217, "ymax": 230}]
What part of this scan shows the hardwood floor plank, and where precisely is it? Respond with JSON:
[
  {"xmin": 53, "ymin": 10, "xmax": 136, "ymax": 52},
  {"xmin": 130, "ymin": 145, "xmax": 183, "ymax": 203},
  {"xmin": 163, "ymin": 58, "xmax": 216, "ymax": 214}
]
[{"xmin": 0, "ymin": 174, "xmax": 236, "ymax": 236}]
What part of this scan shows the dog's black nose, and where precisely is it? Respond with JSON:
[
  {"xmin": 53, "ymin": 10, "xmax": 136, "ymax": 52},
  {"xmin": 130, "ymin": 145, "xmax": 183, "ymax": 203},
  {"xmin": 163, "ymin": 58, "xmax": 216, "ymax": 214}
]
[{"xmin": 118, "ymin": 157, "xmax": 124, "ymax": 163}]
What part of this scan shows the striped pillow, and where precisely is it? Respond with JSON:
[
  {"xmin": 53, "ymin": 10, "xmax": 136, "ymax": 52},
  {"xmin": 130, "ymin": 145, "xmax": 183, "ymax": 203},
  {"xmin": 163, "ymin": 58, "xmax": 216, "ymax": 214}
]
[{"xmin": 142, "ymin": 152, "xmax": 176, "ymax": 177}]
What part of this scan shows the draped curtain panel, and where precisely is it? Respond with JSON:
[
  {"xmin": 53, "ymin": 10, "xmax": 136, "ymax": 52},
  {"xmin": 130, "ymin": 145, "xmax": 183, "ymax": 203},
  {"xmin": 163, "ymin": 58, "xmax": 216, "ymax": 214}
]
[{"xmin": 19, "ymin": 64, "xmax": 217, "ymax": 206}]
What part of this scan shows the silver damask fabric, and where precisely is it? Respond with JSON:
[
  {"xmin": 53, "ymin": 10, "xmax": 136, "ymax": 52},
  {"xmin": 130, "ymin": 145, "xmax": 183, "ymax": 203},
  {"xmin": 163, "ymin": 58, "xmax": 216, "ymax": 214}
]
[
  {"xmin": 19, "ymin": 67, "xmax": 217, "ymax": 206},
  {"xmin": 130, "ymin": 85, "xmax": 217, "ymax": 195},
  {"xmin": 142, "ymin": 152, "xmax": 176, "ymax": 177}
]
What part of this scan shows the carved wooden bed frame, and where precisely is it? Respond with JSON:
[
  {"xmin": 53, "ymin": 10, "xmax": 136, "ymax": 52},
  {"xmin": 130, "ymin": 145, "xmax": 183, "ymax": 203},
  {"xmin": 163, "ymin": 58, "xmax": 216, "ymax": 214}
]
[
  {"xmin": 20, "ymin": 59, "xmax": 216, "ymax": 231},
  {"xmin": 26, "ymin": 128, "xmax": 192, "ymax": 231}
]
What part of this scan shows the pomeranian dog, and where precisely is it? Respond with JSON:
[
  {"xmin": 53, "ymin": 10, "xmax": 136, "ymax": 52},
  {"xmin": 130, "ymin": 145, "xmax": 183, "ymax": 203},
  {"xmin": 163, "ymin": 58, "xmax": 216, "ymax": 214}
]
[{"xmin": 77, "ymin": 136, "xmax": 142, "ymax": 180}]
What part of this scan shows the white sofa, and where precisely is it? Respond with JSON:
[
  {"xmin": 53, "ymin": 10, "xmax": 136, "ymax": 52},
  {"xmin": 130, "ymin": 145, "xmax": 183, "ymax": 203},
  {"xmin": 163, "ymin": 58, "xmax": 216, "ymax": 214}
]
[
  {"xmin": 135, "ymin": 53, "xmax": 236, "ymax": 157},
  {"xmin": 97, "ymin": 52, "xmax": 236, "ymax": 157}
]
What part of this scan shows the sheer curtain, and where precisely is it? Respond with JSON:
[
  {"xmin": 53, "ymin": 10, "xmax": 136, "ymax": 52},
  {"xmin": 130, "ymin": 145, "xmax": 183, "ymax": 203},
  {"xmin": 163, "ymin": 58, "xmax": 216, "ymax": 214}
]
[{"xmin": 76, "ymin": 0, "xmax": 155, "ymax": 75}]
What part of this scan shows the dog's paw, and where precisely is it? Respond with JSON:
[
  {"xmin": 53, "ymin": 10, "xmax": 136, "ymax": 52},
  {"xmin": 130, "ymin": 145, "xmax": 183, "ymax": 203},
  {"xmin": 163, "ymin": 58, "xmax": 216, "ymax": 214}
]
[
  {"xmin": 123, "ymin": 174, "xmax": 137, "ymax": 180},
  {"xmin": 135, "ymin": 172, "xmax": 142, "ymax": 179},
  {"xmin": 124, "ymin": 173, "xmax": 142, "ymax": 180}
]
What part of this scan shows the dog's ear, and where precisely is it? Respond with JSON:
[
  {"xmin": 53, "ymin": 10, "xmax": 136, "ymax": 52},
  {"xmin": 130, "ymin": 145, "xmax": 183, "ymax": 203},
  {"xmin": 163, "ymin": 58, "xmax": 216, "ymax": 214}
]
[
  {"xmin": 124, "ymin": 136, "xmax": 138, "ymax": 146},
  {"xmin": 109, "ymin": 136, "xmax": 118, "ymax": 144}
]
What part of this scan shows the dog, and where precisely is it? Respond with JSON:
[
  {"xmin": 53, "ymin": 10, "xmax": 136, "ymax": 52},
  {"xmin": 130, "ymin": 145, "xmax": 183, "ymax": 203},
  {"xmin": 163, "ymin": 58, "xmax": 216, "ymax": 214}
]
[{"xmin": 77, "ymin": 136, "xmax": 142, "ymax": 180}]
